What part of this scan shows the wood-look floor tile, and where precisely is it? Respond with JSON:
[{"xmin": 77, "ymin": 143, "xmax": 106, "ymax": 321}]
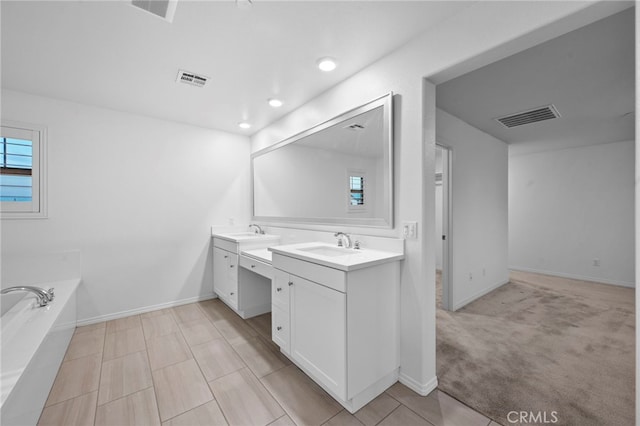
[
  {"xmin": 233, "ymin": 336, "xmax": 287, "ymax": 378},
  {"xmin": 268, "ymin": 415, "xmax": 297, "ymax": 426},
  {"xmin": 141, "ymin": 307, "xmax": 175, "ymax": 319},
  {"xmin": 179, "ymin": 318, "xmax": 222, "ymax": 346},
  {"xmin": 198, "ymin": 300, "xmax": 227, "ymax": 322},
  {"xmin": 103, "ymin": 326, "xmax": 146, "ymax": 361},
  {"xmin": 95, "ymin": 387, "xmax": 160, "ymax": 426},
  {"xmin": 64, "ymin": 328, "xmax": 105, "ymax": 361},
  {"xmin": 38, "ymin": 391, "xmax": 97, "ymax": 426},
  {"xmin": 354, "ymin": 393, "xmax": 400, "ymax": 426},
  {"xmin": 212, "ymin": 317, "xmax": 259, "ymax": 346},
  {"xmin": 74, "ymin": 322, "xmax": 106, "ymax": 335},
  {"xmin": 98, "ymin": 350, "xmax": 153, "ymax": 405},
  {"xmin": 173, "ymin": 303, "xmax": 206, "ymax": 323},
  {"xmin": 162, "ymin": 401, "xmax": 228, "ymax": 426},
  {"xmin": 142, "ymin": 313, "xmax": 180, "ymax": 340},
  {"xmin": 191, "ymin": 338, "xmax": 245, "ymax": 381},
  {"xmin": 106, "ymin": 315, "xmax": 141, "ymax": 334},
  {"xmin": 46, "ymin": 353, "xmax": 101, "ymax": 406},
  {"xmin": 247, "ymin": 313, "xmax": 272, "ymax": 340},
  {"xmin": 147, "ymin": 332, "xmax": 192, "ymax": 371},
  {"xmin": 377, "ymin": 406, "xmax": 431, "ymax": 426},
  {"xmin": 261, "ymin": 364, "xmax": 342, "ymax": 426},
  {"xmin": 209, "ymin": 368, "xmax": 284, "ymax": 426},
  {"xmin": 386, "ymin": 385, "xmax": 490, "ymax": 426},
  {"xmin": 323, "ymin": 410, "xmax": 365, "ymax": 426},
  {"xmin": 153, "ymin": 359, "xmax": 214, "ymax": 421}
]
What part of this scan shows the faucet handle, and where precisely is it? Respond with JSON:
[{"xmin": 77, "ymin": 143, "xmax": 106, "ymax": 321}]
[
  {"xmin": 354, "ymin": 241, "xmax": 361, "ymax": 250},
  {"xmin": 47, "ymin": 288, "xmax": 55, "ymax": 301},
  {"xmin": 337, "ymin": 239, "xmax": 343, "ymax": 247}
]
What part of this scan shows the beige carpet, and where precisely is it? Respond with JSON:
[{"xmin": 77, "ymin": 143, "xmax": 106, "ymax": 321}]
[{"xmin": 436, "ymin": 270, "xmax": 635, "ymax": 426}]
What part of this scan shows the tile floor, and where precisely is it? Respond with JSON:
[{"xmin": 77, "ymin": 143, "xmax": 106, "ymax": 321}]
[{"xmin": 38, "ymin": 299, "xmax": 499, "ymax": 426}]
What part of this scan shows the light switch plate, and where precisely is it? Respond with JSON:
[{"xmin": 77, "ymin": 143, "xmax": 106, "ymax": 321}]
[{"xmin": 403, "ymin": 221, "xmax": 418, "ymax": 239}]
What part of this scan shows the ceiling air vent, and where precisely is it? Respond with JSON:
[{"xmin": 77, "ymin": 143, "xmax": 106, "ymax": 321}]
[
  {"xmin": 344, "ymin": 123, "xmax": 365, "ymax": 131},
  {"xmin": 131, "ymin": 0, "xmax": 178, "ymax": 23},
  {"xmin": 495, "ymin": 104, "xmax": 561, "ymax": 129},
  {"xmin": 176, "ymin": 70, "xmax": 209, "ymax": 88}
]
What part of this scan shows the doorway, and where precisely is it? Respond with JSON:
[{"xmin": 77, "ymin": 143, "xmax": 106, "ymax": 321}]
[{"xmin": 436, "ymin": 144, "xmax": 453, "ymax": 311}]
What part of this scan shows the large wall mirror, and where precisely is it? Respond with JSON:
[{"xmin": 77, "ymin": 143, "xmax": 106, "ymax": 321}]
[{"xmin": 251, "ymin": 92, "xmax": 393, "ymax": 228}]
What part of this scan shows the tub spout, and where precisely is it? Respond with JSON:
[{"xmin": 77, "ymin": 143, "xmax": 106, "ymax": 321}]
[{"xmin": 1, "ymin": 286, "xmax": 54, "ymax": 307}]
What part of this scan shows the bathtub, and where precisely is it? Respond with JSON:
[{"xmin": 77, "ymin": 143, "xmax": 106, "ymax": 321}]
[{"xmin": 1, "ymin": 279, "xmax": 79, "ymax": 426}]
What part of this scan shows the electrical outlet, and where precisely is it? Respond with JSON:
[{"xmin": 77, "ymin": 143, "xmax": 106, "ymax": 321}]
[
  {"xmin": 593, "ymin": 258, "xmax": 600, "ymax": 267},
  {"xmin": 402, "ymin": 221, "xmax": 418, "ymax": 239}
]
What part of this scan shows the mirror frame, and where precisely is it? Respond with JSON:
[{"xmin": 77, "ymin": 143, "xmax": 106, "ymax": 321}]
[{"xmin": 251, "ymin": 92, "xmax": 393, "ymax": 228}]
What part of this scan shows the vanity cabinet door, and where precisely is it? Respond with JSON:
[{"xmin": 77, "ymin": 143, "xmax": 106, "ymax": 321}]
[
  {"xmin": 290, "ymin": 276, "xmax": 346, "ymax": 399},
  {"xmin": 213, "ymin": 247, "xmax": 229, "ymax": 296},
  {"xmin": 213, "ymin": 247, "xmax": 238, "ymax": 308}
]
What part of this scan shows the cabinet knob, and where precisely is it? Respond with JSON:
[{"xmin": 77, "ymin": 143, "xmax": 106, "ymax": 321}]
[
  {"xmin": 276, "ymin": 287, "xmax": 282, "ymax": 292},
  {"xmin": 230, "ymin": 292, "xmax": 235, "ymax": 295},
  {"xmin": 224, "ymin": 255, "xmax": 228, "ymax": 259},
  {"xmin": 288, "ymin": 281, "xmax": 293, "ymax": 286},
  {"xmin": 277, "ymin": 326, "xmax": 282, "ymax": 331},
  {"xmin": 251, "ymin": 265, "xmax": 256, "ymax": 268},
  {"xmin": 230, "ymin": 265, "xmax": 234, "ymax": 268}
]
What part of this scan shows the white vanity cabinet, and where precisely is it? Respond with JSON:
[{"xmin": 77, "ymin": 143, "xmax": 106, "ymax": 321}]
[
  {"xmin": 212, "ymin": 234, "xmax": 279, "ymax": 319},
  {"xmin": 270, "ymin": 249, "xmax": 401, "ymax": 413}
]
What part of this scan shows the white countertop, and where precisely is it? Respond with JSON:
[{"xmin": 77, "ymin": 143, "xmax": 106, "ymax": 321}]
[
  {"xmin": 241, "ymin": 248, "xmax": 272, "ymax": 264},
  {"xmin": 212, "ymin": 232, "xmax": 281, "ymax": 244},
  {"xmin": 269, "ymin": 242, "xmax": 404, "ymax": 272}
]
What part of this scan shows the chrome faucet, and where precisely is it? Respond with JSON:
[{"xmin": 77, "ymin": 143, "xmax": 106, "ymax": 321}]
[
  {"xmin": 334, "ymin": 232, "xmax": 352, "ymax": 249},
  {"xmin": 249, "ymin": 224, "xmax": 264, "ymax": 234},
  {"xmin": 1, "ymin": 286, "xmax": 55, "ymax": 307}
]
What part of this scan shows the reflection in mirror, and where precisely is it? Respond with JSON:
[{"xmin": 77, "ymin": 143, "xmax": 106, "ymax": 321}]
[{"xmin": 252, "ymin": 93, "xmax": 393, "ymax": 227}]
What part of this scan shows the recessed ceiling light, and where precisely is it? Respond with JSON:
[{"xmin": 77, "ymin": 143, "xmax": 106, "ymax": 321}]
[
  {"xmin": 238, "ymin": 121, "xmax": 252, "ymax": 129},
  {"xmin": 268, "ymin": 98, "xmax": 283, "ymax": 108},
  {"xmin": 317, "ymin": 57, "xmax": 337, "ymax": 72}
]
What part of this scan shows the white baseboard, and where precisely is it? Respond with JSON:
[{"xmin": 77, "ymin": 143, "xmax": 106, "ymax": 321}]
[
  {"xmin": 399, "ymin": 373, "xmax": 438, "ymax": 396},
  {"xmin": 76, "ymin": 293, "xmax": 217, "ymax": 327},
  {"xmin": 453, "ymin": 279, "xmax": 509, "ymax": 311},
  {"xmin": 509, "ymin": 266, "xmax": 635, "ymax": 288}
]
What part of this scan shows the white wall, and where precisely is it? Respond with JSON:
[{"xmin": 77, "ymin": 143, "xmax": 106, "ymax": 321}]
[
  {"xmin": 251, "ymin": 1, "xmax": 606, "ymax": 393},
  {"xmin": 509, "ymin": 140, "xmax": 635, "ymax": 287},
  {"xmin": 437, "ymin": 109, "xmax": 510, "ymax": 310},
  {"xmin": 1, "ymin": 90, "xmax": 251, "ymax": 323}
]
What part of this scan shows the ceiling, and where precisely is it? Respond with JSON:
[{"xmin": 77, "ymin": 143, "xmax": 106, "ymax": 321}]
[
  {"xmin": 1, "ymin": 0, "xmax": 471, "ymax": 135},
  {"xmin": 436, "ymin": 6, "xmax": 635, "ymax": 156}
]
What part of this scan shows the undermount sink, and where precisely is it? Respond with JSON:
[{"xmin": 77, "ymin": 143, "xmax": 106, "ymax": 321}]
[
  {"xmin": 226, "ymin": 232, "xmax": 262, "ymax": 237},
  {"xmin": 297, "ymin": 245, "xmax": 355, "ymax": 257}
]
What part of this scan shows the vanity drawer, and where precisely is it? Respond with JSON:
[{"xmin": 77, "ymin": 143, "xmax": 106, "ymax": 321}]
[
  {"xmin": 271, "ymin": 305, "xmax": 290, "ymax": 353},
  {"xmin": 240, "ymin": 256, "xmax": 273, "ymax": 279},
  {"xmin": 213, "ymin": 237, "xmax": 238, "ymax": 254},
  {"xmin": 273, "ymin": 253, "xmax": 346, "ymax": 293}
]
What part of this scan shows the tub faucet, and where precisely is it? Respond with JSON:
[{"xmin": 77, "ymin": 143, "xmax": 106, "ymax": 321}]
[
  {"xmin": 334, "ymin": 232, "xmax": 352, "ymax": 249},
  {"xmin": 1, "ymin": 286, "xmax": 55, "ymax": 307},
  {"xmin": 249, "ymin": 224, "xmax": 264, "ymax": 234}
]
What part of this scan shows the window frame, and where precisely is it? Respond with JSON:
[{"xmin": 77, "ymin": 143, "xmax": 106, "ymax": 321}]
[
  {"xmin": 346, "ymin": 169, "xmax": 367, "ymax": 213},
  {"xmin": 1, "ymin": 120, "xmax": 48, "ymax": 219}
]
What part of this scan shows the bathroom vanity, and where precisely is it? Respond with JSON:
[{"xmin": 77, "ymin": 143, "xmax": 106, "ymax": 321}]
[
  {"xmin": 269, "ymin": 241, "xmax": 404, "ymax": 413},
  {"xmin": 212, "ymin": 232, "xmax": 280, "ymax": 318}
]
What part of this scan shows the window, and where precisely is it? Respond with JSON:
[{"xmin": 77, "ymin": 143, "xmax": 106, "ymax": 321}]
[
  {"xmin": 1, "ymin": 121, "xmax": 47, "ymax": 218},
  {"xmin": 347, "ymin": 170, "xmax": 366, "ymax": 212}
]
